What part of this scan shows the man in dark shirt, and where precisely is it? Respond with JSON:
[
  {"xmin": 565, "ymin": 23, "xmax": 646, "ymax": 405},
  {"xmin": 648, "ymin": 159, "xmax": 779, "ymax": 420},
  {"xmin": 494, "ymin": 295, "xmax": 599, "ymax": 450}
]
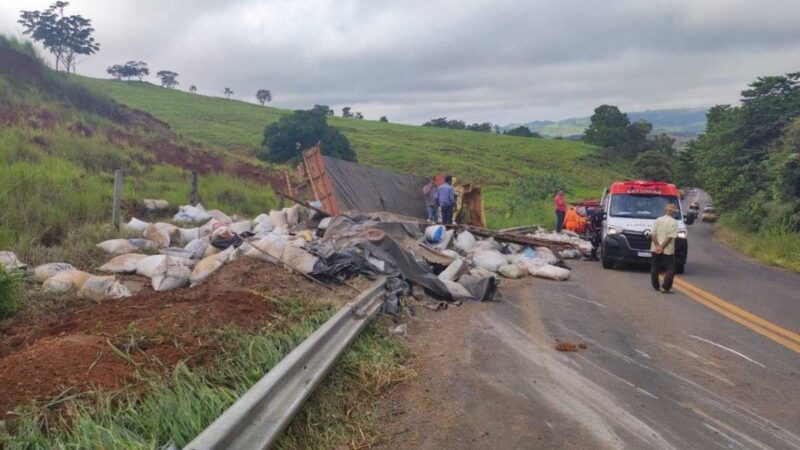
[{"xmin": 437, "ymin": 175, "xmax": 456, "ymax": 224}]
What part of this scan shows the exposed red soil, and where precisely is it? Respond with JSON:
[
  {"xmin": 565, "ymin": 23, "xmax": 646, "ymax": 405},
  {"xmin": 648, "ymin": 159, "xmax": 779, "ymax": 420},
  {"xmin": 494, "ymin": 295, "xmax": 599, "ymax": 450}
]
[{"xmin": 0, "ymin": 258, "xmax": 352, "ymax": 417}]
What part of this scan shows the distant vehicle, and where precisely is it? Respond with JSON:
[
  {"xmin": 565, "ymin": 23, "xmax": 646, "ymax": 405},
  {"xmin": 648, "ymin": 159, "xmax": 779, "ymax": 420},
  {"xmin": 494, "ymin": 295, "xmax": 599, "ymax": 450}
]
[
  {"xmin": 702, "ymin": 206, "xmax": 718, "ymax": 222},
  {"xmin": 598, "ymin": 180, "xmax": 688, "ymax": 274}
]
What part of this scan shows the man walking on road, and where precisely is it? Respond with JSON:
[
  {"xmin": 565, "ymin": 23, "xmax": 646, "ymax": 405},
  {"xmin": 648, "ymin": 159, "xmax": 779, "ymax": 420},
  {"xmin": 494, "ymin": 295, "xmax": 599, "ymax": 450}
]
[
  {"xmin": 651, "ymin": 203, "xmax": 679, "ymax": 293},
  {"xmin": 437, "ymin": 175, "xmax": 456, "ymax": 224},
  {"xmin": 423, "ymin": 177, "xmax": 439, "ymax": 222},
  {"xmin": 554, "ymin": 190, "xmax": 567, "ymax": 232}
]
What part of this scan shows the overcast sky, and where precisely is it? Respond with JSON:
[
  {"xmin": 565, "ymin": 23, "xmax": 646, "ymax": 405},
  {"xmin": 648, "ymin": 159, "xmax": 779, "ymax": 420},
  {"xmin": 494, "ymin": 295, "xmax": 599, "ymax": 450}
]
[{"xmin": 2, "ymin": 0, "xmax": 800, "ymax": 125}]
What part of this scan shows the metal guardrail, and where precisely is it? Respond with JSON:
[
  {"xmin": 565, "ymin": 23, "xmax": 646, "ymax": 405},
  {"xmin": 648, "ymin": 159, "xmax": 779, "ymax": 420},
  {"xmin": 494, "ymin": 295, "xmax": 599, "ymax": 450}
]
[{"xmin": 184, "ymin": 277, "xmax": 387, "ymax": 450}]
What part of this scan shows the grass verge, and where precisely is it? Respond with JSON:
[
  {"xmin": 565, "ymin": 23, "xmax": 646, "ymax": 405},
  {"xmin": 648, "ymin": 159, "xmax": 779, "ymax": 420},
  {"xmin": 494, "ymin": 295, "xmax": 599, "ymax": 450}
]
[
  {"xmin": 0, "ymin": 297, "xmax": 410, "ymax": 449},
  {"xmin": 715, "ymin": 217, "xmax": 800, "ymax": 273}
]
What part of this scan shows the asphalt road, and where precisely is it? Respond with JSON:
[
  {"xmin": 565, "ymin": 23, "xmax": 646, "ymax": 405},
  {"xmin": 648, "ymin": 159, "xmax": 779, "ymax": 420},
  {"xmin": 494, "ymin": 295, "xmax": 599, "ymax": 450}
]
[{"xmin": 380, "ymin": 190, "xmax": 800, "ymax": 449}]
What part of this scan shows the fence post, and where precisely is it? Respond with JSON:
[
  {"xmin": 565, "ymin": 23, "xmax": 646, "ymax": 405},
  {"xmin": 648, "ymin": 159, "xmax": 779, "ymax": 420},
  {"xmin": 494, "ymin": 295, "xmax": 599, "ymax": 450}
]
[
  {"xmin": 190, "ymin": 171, "xmax": 198, "ymax": 206},
  {"xmin": 112, "ymin": 169, "xmax": 123, "ymax": 229}
]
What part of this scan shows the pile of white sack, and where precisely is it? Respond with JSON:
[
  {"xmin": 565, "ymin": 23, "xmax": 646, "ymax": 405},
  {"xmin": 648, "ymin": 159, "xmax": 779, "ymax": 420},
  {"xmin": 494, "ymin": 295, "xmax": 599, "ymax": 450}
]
[
  {"xmin": 0, "ymin": 202, "xmax": 319, "ymax": 301},
  {"xmin": 425, "ymin": 225, "xmax": 593, "ymax": 283}
]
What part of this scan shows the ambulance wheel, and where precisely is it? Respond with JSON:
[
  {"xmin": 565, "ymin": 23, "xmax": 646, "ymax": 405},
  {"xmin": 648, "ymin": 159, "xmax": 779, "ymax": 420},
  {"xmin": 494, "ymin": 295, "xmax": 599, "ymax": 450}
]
[{"xmin": 601, "ymin": 246, "xmax": 613, "ymax": 269}]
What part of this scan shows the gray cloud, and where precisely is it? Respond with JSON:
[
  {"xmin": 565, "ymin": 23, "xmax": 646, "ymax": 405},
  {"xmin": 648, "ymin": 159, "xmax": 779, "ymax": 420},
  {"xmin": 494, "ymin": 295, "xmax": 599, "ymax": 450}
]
[{"xmin": 2, "ymin": 0, "xmax": 800, "ymax": 124}]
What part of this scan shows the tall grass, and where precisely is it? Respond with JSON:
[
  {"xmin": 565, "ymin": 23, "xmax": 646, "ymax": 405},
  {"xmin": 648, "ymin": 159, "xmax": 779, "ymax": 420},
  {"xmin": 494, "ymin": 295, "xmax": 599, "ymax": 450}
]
[
  {"xmin": 0, "ymin": 266, "xmax": 22, "ymax": 319},
  {"xmin": 2, "ymin": 301, "xmax": 409, "ymax": 449},
  {"xmin": 715, "ymin": 217, "xmax": 800, "ymax": 273}
]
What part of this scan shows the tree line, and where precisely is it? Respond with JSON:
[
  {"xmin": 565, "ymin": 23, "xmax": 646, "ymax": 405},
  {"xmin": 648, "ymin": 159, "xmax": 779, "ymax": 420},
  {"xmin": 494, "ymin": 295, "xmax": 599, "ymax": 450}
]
[{"xmin": 682, "ymin": 72, "xmax": 800, "ymax": 232}]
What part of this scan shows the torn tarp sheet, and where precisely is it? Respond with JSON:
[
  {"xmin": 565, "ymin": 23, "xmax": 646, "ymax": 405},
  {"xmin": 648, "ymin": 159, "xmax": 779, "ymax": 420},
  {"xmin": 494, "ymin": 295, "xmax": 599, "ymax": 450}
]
[{"xmin": 321, "ymin": 155, "xmax": 428, "ymax": 219}]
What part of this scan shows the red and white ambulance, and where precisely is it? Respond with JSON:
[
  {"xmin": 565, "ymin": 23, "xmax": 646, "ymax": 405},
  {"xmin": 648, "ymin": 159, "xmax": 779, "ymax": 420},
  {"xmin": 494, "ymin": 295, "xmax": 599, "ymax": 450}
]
[{"xmin": 599, "ymin": 180, "xmax": 688, "ymax": 273}]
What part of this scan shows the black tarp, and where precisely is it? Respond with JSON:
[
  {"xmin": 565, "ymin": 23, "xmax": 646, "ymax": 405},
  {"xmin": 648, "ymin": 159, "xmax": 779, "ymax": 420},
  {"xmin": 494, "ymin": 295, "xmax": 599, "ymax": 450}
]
[{"xmin": 321, "ymin": 156, "xmax": 428, "ymax": 219}]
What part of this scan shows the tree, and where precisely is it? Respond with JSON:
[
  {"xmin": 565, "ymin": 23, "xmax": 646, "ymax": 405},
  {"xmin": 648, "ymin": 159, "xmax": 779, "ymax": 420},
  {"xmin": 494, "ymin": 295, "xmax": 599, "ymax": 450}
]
[
  {"xmin": 647, "ymin": 132, "xmax": 676, "ymax": 156},
  {"xmin": 423, "ymin": 117, "xmax": 449, "ymax": 128},
  {"xmin": 224, "ymin": 87, "xmax": 233, "ymax": 99},
  {"xmin": 156, "ymin": 70, "xmax": 179, "ymax": 88},
  {"xmin": 342, "ymin": 106, "xmax": 353, "ymax": 118},
  {"xmin": 583, "ymin": 105, "xmax": 631, "ymax": 150},
  {"xmin": 259, "ymin": 109, "xmax": 356, "ymax": 163},
  {"xmin": 256, "ymin": 89, "xmax": 272, "ymax": 105},
  {"xmin": 466, "ymin": 122, "xmax": 493, "ymax": 132},
  {"xmin": 312, "ymin": 105, "xmax": 334, "ymax": 116},
  {"xmin": 106, "ymin": 61, "xmax": 148, "ymax": 81},
  {"xmin": 447, "ymin": 119, "xmax": 466, "ymax": 130},
  {"xmin": 18, "ymin": 2, "xmax": 100, "ymax": 74},
  {"xmin": 493, "ymin": 125, "xmax": 501, "ymax": 134},
  {"xmin": 379, "ymin": 116, "xmax": 388, "ymax": 122},
  {"xmin": 189, "ymin": 85, "xmax": 197, "ymax": 93},
  {"xmin": 631, "ymin": 149, "xmax": 674, "ymax": 181},
  {"xmin": 355, "ymin": 112, "xmax": 364, "ymax": 120},
  {"xmin": 505, "ymin": 125, "xmax": 534, "ymax": 137}
]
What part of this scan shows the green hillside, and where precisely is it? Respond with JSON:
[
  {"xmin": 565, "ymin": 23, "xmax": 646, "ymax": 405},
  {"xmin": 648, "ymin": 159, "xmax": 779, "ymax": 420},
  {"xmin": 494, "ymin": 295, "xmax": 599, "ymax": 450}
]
[
  {"xmin": 78, "ymin": 77, "xmax": 625, "ymax": 228},
  {"xmin": 0, "ymin": 37, "xmax": 278, "ymax": 259}
]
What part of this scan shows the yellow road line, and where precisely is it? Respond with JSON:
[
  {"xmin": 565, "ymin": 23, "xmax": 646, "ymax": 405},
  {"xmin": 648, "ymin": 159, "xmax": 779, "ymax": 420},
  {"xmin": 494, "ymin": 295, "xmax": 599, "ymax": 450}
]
[{"xmin": 672, "ymin": 277, "xmax": 800, "ymax": 354}]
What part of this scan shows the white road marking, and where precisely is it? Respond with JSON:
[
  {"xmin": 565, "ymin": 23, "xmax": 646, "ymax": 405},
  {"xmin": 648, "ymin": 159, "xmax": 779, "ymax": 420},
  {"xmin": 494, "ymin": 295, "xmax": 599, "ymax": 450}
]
[
  {"xmin": 689, "ymin": 335, "xmax": 766, "ymax": 368},
  {"xmin": 703, "ymin": 422, "xmax": 743, "ymax": 448},
  {"xmin": 563, "ymin": 293, "xmax": 608, "ymax": 309},
  {"xmin": 636, "ymin": 387, "xmax": 660, "ymax": 400},
  {"xmin": 545, "ymin": 421, "xmax": 555, "ymax": 430},
  {"xmin": 634, "ymin": 349, "xmax": 652, "ymax": 359}
]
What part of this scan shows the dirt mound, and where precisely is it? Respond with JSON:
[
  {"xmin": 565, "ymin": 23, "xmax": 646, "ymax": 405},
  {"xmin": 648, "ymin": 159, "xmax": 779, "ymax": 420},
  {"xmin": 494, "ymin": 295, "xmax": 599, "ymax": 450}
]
[{"xmin": 0, "ymin": 259, "xmax": 353, "ymax": 416}]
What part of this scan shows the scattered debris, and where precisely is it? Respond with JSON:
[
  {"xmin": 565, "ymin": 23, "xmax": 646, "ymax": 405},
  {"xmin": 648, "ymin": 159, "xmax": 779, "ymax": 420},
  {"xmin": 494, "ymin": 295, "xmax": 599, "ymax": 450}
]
[{"xmin": 554, "ymin": 340, "xmax": 588, "ymax": 352}]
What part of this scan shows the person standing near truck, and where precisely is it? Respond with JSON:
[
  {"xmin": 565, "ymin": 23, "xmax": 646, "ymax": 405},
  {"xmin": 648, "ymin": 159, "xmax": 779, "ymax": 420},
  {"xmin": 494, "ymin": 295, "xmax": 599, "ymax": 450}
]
[
  {"xmin": 554, "ymin": 190, "xmax": 567, "ymax": 232},
  {"xmin": 437, "ymin": 175, "xmax": 456, "ymax": 224},
  {"xmin": 651, "ymin": 203, "xmax": 679, "ymax": 293},
  {"xmin": 422, "ymin": 177, "xmax": 439, "ymax": 222}
]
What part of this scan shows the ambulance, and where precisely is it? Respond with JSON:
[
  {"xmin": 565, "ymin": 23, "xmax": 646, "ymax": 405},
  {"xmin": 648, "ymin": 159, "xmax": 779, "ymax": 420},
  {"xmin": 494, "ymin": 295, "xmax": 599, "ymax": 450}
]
[{"xmin": 598, "ymin": 180, "xmax": 688, "ymax": 273}]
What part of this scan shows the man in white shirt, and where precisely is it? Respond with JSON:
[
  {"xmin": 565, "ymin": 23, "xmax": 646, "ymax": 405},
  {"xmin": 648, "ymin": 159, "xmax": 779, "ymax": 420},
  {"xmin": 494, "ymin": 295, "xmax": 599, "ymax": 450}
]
[{"xmin": 651, "ymin": 203, "xmax": 679, "ymax": 293}]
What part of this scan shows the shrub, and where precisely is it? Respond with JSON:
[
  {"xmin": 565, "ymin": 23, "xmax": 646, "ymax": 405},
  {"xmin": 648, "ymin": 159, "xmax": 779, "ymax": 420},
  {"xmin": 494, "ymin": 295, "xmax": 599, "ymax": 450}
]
[
  {"xmin": 259, "ymin": 110, "xmax": 356, "ymax": 163},
  {"xmin": 0, "ymin": 266, "xmax": 21, "ymax": 319}
]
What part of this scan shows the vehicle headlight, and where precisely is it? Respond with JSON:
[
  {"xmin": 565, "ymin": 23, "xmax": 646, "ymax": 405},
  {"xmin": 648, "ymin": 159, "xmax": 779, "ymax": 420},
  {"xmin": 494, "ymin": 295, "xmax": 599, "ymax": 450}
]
[
  {"xmin": 608, "ymin": 225, "xmax": 623, "ymax": 235},
  {"xmin": 677, "ymin": 230, "xmax": 687, "ymax": 239}
]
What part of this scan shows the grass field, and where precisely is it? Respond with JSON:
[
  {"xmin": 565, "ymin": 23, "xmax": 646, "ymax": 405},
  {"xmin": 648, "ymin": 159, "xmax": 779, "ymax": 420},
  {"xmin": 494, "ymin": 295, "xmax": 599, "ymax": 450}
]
[
  {"xmin": 715, "ymin": 218, "xmax": 800, "ymax": 273},
  {"xmin": 78, "ymin": 77, "xmax": 626, "ymax": 228}
]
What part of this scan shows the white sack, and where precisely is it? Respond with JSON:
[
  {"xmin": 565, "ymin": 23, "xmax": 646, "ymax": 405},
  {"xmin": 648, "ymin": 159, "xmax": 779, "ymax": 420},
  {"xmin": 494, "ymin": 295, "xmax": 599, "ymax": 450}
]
[
  {"xmin": 123, "ymin": 218, "xmax": 149, "ymax": 235},
  {"xmin": 43, "ymin": 270, "xmax": 92, "ymax": 292},
  {"xmin": 281, "ymin": 245, "xmax": 318, "ymax": 274},
  {"xmin": 425, "ymin": 225, "xmax": 446, "ymax": 243},
  {"xmin": 97, "ymin": 239, "xmax": 137, "ymax": 255},
  {"xmin": 559, "ymin": 249, "xmax": 582, "ymax": 259},
  {"xmin": 441, "ymin": 249, "xmax": 461, "ymax": 260},
  {"xmin": 0, "ymin": 251, "xmax": 26, "ymax": 270},
  {"xmin": 127, "ymin": 239, "xmax": 159, "ymax": 252},
  {"xmin": 454, "ymin": 231, "xmax": 477, "ymax": 252},
  {"xmin": 151, "ymin": 255, "xmax": 191, "ymax": 292},
  {"xmin": 143, "ymin": 198, "xmax": 169, "ymax": 210},
  {"xmin": 79, "ymin": 275, "xmax": 131, "ymax": 300},
  {"xmin": 136, "ymin": 255, "xmax": 192, "ymax": 278},
  {"xmin": 143, "ymin": 224, "xmax": 170, "ymax": 248},
  {"xmin": 154, "ymin": 222, "xmax": 181, "ymax": 245},
  {"xmin": 177, "ymin": 228, "xmax": 201, "ymax": 246},
  {"xmin": 99, "ymin": 254, "xmax": 147, "ymax": 273},
  {"xmin": 173, "ymin": 204, "xmax": 212, "ymax": 225},
  {"xmin": 160, "ymin": 247, "xmax": 196, "ymax": 259},
  {"xmin": 284, "ymin": 205, "xmax": 301, "ymax": 227},
  {"xmin": 206, "ymin": 209, "xmax": 232, "ymax": 224},
  {"xmin": 318, "ymin": 217, "xmax": 332, "ymax": 230},
  {"xmin": 202, "ymin": 244, "xmax": 221, "ymax": 258},
  {"xmin": 498, "ymin": 264, "xmax": 527, "ymax": 279},
  {"xmin": 434, "ymin": 230, "xmax": 454, "ymax": 251},
  {"xmin": 228, "ymin": 221, "xmax": 252, "ymax": 234},
  {"xmin": 470, "ymin": 267, "xmax": 496, "ymax": 278},
  {"xmin": 472, "ymin": 250, "xmax": 507, "ymax": 272},
  {"xmin": 472, "ymin": 238, "xmax": 501, "ymax": 252},
  {"xmin": 532, "ymin": 264, "xmax": 571, "ymax": 281},
  {"xmin": 184, "ymin": 237, "xmax": 209, "ymax": 259},
  {"xmin": 253, "ymin": 213, "xmax": 270, "ymax": 224},
  {"xmin": 189, "ymin": 255, "xmax": 223, "ymax": 287},
  {"xmin": 438, "ymin": 258, "xmax": 468, "ymax": 282},
  {"xmin": 253, "ymin": 220, "xmax": 273, "ymax": 235},
  {"xmin": 241, "ymin": 235, "xmax": 282, "ymax": 263},
  {"xmin": 442, "ymin": 280, "xmax": 473, "ymax": 300},
  {"xmin": 269, "ymin": 210, "xmax": 288, "ymax": 228},
  {"xmin": 33, "ymin": 262, "xmax": 76, "ymax": 282},
  {"xmin": 534, "ymin": 247, "xmax": 559, "ymax": 265}
]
